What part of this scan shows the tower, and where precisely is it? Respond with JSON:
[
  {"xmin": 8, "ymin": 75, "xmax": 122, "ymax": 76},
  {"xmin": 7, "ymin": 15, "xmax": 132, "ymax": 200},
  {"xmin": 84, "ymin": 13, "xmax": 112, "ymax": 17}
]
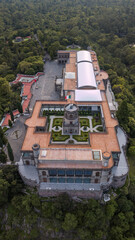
[
  {"xmin": 63, "ymin": 103, "xmax": 79, "ymax": 134},
  {"xmin": 32, "ymin": 143, "xmax": 40, "ymax": 167}
]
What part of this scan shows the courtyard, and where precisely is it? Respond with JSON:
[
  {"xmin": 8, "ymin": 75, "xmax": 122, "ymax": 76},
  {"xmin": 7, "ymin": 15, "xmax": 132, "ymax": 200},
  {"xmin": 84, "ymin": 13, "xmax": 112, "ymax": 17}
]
[{"xmin": 47, "ymin": 114, "xmax": 104, "ymax": 144}]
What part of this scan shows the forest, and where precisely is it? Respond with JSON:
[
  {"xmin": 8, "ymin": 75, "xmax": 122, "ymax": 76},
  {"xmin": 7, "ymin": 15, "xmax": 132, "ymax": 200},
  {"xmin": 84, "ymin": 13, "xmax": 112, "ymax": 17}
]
[{"xmin": 0, "ymin": 0, "xmax": 135, "ymax": 239}]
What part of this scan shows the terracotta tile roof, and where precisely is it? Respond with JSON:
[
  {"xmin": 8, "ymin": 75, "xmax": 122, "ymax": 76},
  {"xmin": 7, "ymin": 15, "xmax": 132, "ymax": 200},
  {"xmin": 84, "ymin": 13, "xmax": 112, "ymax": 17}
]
[
  {"xmin": 39, "ymin": 148, "xmax": 94, "ymax": 161},
  {"xmin": 21, "ymin": 128, "xmax": 51, "ymax": 151},
  {"xmin": 2, "ymin": 110, "xmax": 20, "ymax": 127},
  {"xmin": 65, "ymin": 63, "xmax": 76, "ymax": 73},
  {"xmin": 21, "ymin": 52, "xmax": 120, "ymax": 170}
]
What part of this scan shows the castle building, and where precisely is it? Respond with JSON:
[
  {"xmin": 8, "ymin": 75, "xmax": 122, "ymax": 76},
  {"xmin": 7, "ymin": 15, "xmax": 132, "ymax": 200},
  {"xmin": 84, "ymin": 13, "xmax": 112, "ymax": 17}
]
[{"xmin": 19, "ymin": 50, "xmax": 128, "ymax": 199}]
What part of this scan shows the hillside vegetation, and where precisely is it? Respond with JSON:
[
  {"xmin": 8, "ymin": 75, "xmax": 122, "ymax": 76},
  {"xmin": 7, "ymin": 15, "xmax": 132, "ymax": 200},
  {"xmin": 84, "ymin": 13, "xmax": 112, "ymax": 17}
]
[{"xmin": 0, "ymin": 0, "xmax": 135, "ymax": 239}]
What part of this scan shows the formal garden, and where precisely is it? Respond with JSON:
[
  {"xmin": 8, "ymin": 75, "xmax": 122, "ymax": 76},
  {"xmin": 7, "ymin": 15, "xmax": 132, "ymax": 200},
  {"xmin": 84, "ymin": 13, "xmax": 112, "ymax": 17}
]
[{"xmin": 48, "ymin": 113, "xmax": 104, "ymax": 143}]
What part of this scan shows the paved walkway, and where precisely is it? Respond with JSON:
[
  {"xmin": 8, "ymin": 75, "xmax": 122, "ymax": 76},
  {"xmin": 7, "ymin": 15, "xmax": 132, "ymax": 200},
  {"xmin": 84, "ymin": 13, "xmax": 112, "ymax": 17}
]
[
  {"xmin": 112, "ymin": 127, "xmax": 128, "ymax": 177},
  {"xmin": 6, "ymin": 115, "xmax": 29, "ymax": 162}
]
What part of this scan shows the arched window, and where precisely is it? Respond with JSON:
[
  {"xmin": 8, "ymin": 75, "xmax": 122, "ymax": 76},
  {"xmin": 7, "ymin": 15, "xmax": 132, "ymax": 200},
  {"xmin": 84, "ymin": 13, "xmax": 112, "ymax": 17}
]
[
  {"xmin": 95, "ymin": 179, "xmax": 99, "ymax": 183},
  {"xmin": 96, "ymin": 172, "xmax": 100, "ymax": 176},
  {"xmin": 42, "ymin": 171, "xmax": 46, "ymax": 176}
]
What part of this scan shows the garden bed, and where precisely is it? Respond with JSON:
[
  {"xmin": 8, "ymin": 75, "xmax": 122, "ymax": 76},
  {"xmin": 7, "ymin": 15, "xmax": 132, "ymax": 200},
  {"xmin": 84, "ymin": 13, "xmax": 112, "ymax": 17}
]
[
  {"xmin": 96, "ymin": 126, "xmax": 103, "ymax": 132},
  {"xmin": 73, "ymin": 131, "xmax": 89, "ymax": 142},
  {"xmin": 43, "ymin": 110, "xmax": 64, "ymax": 116},
  {"xmin": 52, "ymin": 130, "xmax": 69, "ymax": 142},
  {"xmin": 92, "ymin": 117, "xmax": 102, "ymax": 127},
  {"xmin": 52, "ymin": 118, "xmax": 63, "ymax": 127},
  {"xmin": 80, "ymin": 118, "xmax": 90, "ymax": 127}
]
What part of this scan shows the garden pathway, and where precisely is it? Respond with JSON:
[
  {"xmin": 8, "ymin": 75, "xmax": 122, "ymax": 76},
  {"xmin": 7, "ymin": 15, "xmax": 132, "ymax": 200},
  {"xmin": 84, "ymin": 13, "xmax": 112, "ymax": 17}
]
[{"xmin": 49, "ymin": 115, "xmax": 103, "ymax": 144}]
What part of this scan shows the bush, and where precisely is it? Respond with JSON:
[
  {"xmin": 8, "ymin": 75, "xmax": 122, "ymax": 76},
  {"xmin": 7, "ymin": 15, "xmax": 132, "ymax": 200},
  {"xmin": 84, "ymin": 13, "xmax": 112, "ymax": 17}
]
[
  {"xmin": 128, "ymin": 146, "xmax": 135, "ymax": 155},
  {"xmin": 73, "ymin": 131, "xmax": 89, "ymax": 142},
  {"xmin": 52, "ymin": 130, "xmax": 69, "ymax": 141},
  {"xmin": 7, "ymin": 142, "xmax": 14, "ymax": 162},
  {"xmin": 8, "ymin": 119, "xmax": 12, "ymax": 127}
]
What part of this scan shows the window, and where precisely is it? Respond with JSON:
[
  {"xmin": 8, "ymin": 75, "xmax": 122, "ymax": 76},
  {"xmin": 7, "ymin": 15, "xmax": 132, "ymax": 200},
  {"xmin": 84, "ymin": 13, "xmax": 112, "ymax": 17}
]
[
  {"xmin": 84, "ymin": 170, "xmax": 92, "ymax": 176},
  {"xmin": 83, "ymin": 178, "xmax": 90, "ymax": 183},
  {"xmin": 43, "ymin": 178, "xmax": 47, "ymax": 182},
  {"xmin": 50, "ymin": 178, "xmax": 57, "ymax": 183},
  {"xmin": 23, "ymin": 152, "xmax": 32, "ymax": 158},
  {"xmin": 36, "ymin": 126, "xmax": 45, "ymax": 132},
  {"xmin": 112, "ymin": 152, "xmax": 119, "ymax": 160},
  {"xmin": 96, "ymin": 172, "xmax": 100, "ymax": 177},
  {"xmin": 42, "ymin": 171, "xmax": 46, "ymax": 176},
  {"xmin": 58, "ymin": 170, "xmax": 65, "ymax": 176},
  {"xmin": 75, "ymin": 178, "xmax": 82, "ymax": 183},
  {"xmin": 66, "ymin": 170, "xmax": 74, "ymax": 176},
  {"xmin": 92, "ymin": 151, "xmax": 101, "ymax": 160},
  {"xmin": 67, "ymin": 178, "xmax": 74, "ymax": 183},
  {"xmin": 49, "ymin": 170, "xmax": 57, "ymax": 176},
  {"xmin": 75, "ymin": 170, "xmax": 83, "ymax": 176},
  {"xmin": 58, "ymin": 178, "xmax": 65, "ymax": 183},
  {"xmin": 95, "ymin": 179, "xmax": 99, "ymax": 183}
]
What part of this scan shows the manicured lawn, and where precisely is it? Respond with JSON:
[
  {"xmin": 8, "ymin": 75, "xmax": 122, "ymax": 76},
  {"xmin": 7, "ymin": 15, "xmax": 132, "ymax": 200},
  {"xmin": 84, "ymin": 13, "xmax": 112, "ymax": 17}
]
[
  {"xmin": 52, "ymin": 130, "xmax": 69, "ymax": 141},
  {"xmin": 92, "ymin": 117, "xmax": 102, "ymax": 127},
  {"xmin": 52, "ymin": 118, "xmax": 63, "ymax": 127},
  {"xmin": 96, "ymin": 126, "xmax": 103, "ymax": 132},
  {"xmin": 73, "ymin": 131, "xmax": 89, "ymax": 142},
  {"xmin": 80, "ymin": 118, "xmax": 90, "ymax": 127}
]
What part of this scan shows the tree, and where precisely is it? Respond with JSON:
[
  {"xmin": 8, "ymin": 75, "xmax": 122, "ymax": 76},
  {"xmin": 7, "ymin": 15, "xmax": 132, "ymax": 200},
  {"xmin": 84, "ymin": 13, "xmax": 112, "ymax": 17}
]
[
  {"xmin": 17, "ymin": 102, "xmax": 23, "ymax": 114},
  {"xmin": 105, "ymin": 200, "xmax": 118, "ymax": 220},
  {"xmin": 9, "ymin": 108, "xmax": 14, "ymax": 122},
  {"xmin": 0, "ymin": 149, "xmax": 7, "ymax": 163},
  {"xmin": 2, "ymin": 166, "xmax": 24, "ymax": 198},
  {"xmin": 7, "ymin": 142, "xmax": 14, "ymax": 162},
  {"xmin": 109, "ymin": 226, "xmax": 123, "ymax": 240},
  {"xmin": 0, "ymin": 137, "xmax": 3, "ymax": 148},
  {"xmin": 8, "ymin": 119, "xmax": 12, "ymax": 127},
  {"xmin": 0, "ymin": 126, "xmax": 7, "ymax": 146},
  {"xmin": 62, "ymin": 213, "xmax": 78, "ymax": 231},
  {"xmin": 116, "ymin": 100, "xmax": 129, "ymax": 130},
  {"xmin": 0, "ymin": 170, "xmax": 9, "ymax": 206}
]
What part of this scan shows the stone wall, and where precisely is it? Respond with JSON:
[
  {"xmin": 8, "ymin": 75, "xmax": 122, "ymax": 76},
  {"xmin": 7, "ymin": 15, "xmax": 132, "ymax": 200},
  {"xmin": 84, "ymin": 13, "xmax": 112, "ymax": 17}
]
[
  {"xmin": 112, "ymin": 173, "xmax": 127, "ymax": 188},
  {"xmin": 38, "ymin": 188, "xmax": 103, "ymax": 200},
  {"xmin": 19, "ymin": 172, "xmax": 38, "ymax": 187}
]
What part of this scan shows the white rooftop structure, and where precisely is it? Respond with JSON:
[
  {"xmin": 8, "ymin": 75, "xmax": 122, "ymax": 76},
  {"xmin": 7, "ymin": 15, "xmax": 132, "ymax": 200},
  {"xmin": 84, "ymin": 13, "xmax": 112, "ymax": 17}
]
[
  {"xmin": 75, "ymin": 89, "xmax": 102, "ymax": 102},
  {"xmin": 77, "ymin": 62, "xmax": 97, "ymax": 89},
  {"xmin": 65, "ymin": 72, "xmax": 75, "ymax": 79},
  {"xmin": 77, "ymin": 50, "xmax": 92, "ymax": 63}
]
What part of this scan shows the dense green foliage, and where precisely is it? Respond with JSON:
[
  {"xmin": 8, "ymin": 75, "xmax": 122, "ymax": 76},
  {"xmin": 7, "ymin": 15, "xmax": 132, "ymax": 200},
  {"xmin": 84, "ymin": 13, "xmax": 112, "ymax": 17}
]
[
  {"xmin": 0, "ymin": 168, "xmax": 135, "ymax": 240},
  {"xmin": 7, "ymin": 142, "xmax": 14, "ymax": 162},
  {"xmin": 0, "ymin": 0, "xmax": 135, "ymax": 238},
  {"xmin": 0, "ymin": 0, "xmax": 134, "ymax": 145},
  {"xmin": 0, "ymin": 126, "xmax": 8, "ymax": 163}
]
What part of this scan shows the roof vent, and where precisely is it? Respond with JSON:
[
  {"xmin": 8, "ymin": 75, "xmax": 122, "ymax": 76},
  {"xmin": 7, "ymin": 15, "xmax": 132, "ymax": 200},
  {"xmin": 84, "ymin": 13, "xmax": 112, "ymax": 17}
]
[{"xmin": 41, "ymin": 150, "xmax": 47, "ymax": 157}]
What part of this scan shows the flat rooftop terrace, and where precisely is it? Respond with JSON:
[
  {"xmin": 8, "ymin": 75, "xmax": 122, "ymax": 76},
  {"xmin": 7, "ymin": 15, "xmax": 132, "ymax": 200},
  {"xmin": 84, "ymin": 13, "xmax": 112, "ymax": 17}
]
[{"xmin": 38, "ymin": 148, "xmax": 102, "ymax": 161}]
